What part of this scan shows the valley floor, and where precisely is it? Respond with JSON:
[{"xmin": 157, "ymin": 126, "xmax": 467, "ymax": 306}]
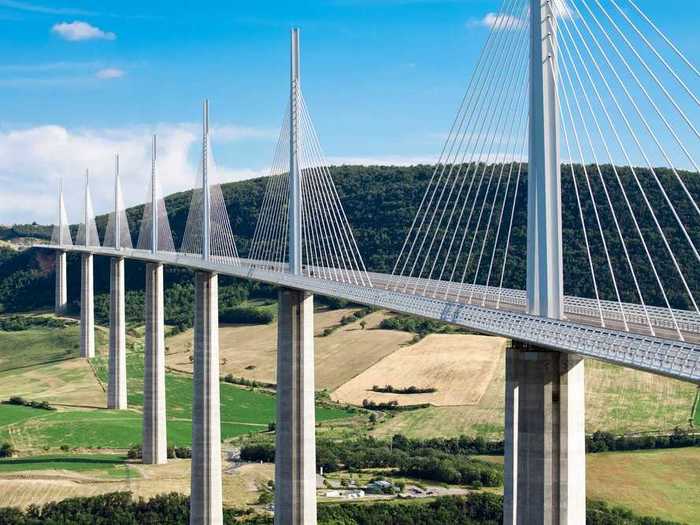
[{"xmin": 0, "ymin": 310, "xmax": 697, "ymax": 523}]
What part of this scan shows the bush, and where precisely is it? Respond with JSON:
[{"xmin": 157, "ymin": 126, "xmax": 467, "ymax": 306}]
[
  {"xmin": 0, "ymin": 315, "xmax": 67, "ymax": 332},
  {"xmin": 361, "ymin": 399, "xmax": 429, "ymax": 411},
  {"xmin": 371, "ymin": 384, "xmax": 437, "ymax": 394},
  {"xmin": 240, "ymin": 443, "xmax": 275, "ymax": 463},
  {"xmin": 174, "ymin": 447, "xmax": 192, "ymax": 459},
  {"xmin": 2, "ymin": 397, "xmax": 55, "ymax": 411},
  {"xmin": 0, "ymin": 443, "xmax": 16, "ymax": 458},
  {"xmin": 585, "ymin": 428, "xmax": 699, "ymax": 453},
  {"xmin": 0, "ymin": 490, "xmax": 684, "ymax": 525},
  {"xmin": 127, "ymin": 445, "xmax": 142, "ymax": 460},
  {"xmin": 219, "ymin": 306, "xmax": 273, "ymax": 325},
  {"xmin": 379, "ymin": 314, "xmax": 471, "ymax": 340},
  {"xmin": 223, "ymin": 374, "xmax": 275, "ymax": 389}
]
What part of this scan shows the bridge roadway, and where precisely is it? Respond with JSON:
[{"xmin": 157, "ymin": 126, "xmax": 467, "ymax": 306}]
[{"xmin": 41, "ymin": 244, "xmax": 700, "ymax": 384}]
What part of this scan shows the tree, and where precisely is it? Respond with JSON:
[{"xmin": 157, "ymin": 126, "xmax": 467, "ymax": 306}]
[{"xmin": 0, "ymin": 443, "xmax": 16, "ymax": 458}]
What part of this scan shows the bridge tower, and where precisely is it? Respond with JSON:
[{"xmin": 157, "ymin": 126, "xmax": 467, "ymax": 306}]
[
  {"xmin": 274, "ymin": 27, "xmax": 318, "ymax": 525},
  {"xmin": 504, "ymin": 1, "xmax": 586, "ymax": 523},
  {"xmin": 54, "ymin": 179, "xmax": 68, "ymax": 315},
  {"xmin": 143, "ymin": 135, "xmax": 168, "ymax": 465},
  {"xmin": 190, "ymin": 100, "xmax": 223, "ymax": 525},
  {"xmin": 80, "ymin": 171, "xmax": 95, "ymax": 359}
]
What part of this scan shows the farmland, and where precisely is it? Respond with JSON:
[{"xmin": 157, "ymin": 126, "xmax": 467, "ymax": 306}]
[
  {"xmin": 0, "ymin": 316, "xmax": 351, "ymax": 451},
  {"xmin": 0, "ymin": 311, "xmax": 697, "ymax": 524}
]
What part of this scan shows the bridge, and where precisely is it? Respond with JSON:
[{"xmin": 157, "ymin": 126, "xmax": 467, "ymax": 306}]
[{"xmin": 36, "ymin": 1, "xmax": 699, "ymax": 524}]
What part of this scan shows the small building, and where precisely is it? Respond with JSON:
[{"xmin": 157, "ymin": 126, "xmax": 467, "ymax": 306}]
[
  {"xmin": 345, "ymin": 490, "xmax": 365, "ymax": 499},
  {"xmin": 365, "ymin": 480, "xmax": 393, "ymax": 494}
]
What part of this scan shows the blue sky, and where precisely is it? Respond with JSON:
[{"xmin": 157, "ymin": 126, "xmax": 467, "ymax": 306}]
[{"xmin": 0, "ymin": 0, "xmax": 698, "ymax": 224}]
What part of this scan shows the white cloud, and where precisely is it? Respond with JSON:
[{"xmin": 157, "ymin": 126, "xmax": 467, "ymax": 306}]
[
  {"xmin": 468, "ymin": 12, "xmax": 526, "ymax": 30},
  {"xmin": 551, "ymin": 0, "xmax": 575, "ymax": 19},
  {"xmin": 51, "ymin": 21, "xmax": 115, "ymax": 41},
  {"xmin": 95, "ymin": 67, "xmax": 124, "ymax": 79},
  {"xmin": 0, "ymin": 123, "xmax": 273, "ymax": 225}
]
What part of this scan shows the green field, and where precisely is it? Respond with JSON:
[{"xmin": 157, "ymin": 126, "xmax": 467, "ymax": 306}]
[
  {"xmin": 0, "ymin": 453, "xmax": 133, "ymax": 478},
  {"xmin": 0, "ymin": 320, "xmax": 351, "ymax": 450},
  {"xmin": 0, "ymin": 323, "xmax": 80, "ymax": 372},
  {"xmin": 588, "ymin": 448, "xmax": 700, "ymax": 524}
]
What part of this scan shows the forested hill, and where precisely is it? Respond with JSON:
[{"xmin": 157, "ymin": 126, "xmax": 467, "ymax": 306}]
[{"xmin": 1, "ymin": 163, "xmax": 699, "ymax": 312}]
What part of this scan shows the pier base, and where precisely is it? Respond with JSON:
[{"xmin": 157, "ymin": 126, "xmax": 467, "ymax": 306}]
[
  {"xmin": 107, "ymin": 257, "xmax": 127, "ymax": 409},
  {"xmin": 503, "ymin": 343, "xmax": 585, "ymax": 524},
  {"xmin": 54, "ymin": 251, "xmax": 67, "ymax": 314},
  {"xmin": 190, "ymin": 272, "xmax": 222, "ymax": 525},
  {"xmin": 274, "ymin": 289, "xmax": 317, "ymax": 525},
  {"xmin": 143, "ymin": 263, "xmax": 167, "ymax": 464},
  {"xmin": 80, "ymin": 253, "xmax": 94, "ymax": 359}
]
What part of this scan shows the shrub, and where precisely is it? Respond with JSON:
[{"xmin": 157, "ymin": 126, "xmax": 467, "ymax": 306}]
[
  {"xmin": 174, "ymin": 447, "xmax": 192, "ymax": 459},
  {"xmin": 127, "ymin": 445, "xmax": 142, "ymax": 460},
  {"xmin": 371, "ymin": 384, "xmax": 437, "ymax": 394},
  {"xmin": 219, "ymin": 306, "xmax": 273, "ymax": 325},
  {"xmin": 2, "ymin": 397, "xmax": 55, "ymax": 411},
  {"xmin": 222, "ymin": 374, "xmax": 275, "ymax": 389},
  {"xmin": 0, "ymin": 443, "xmax": 16, "ymax": 458},
  {"xmin": 240, "ymin": 443, "xmax": 275, "ymax": 463}
]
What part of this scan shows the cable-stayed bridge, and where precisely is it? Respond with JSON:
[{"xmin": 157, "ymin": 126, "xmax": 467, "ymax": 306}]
[{"xmin": 37, "ymin": 1, "xmax": 700, "ymax": 524}]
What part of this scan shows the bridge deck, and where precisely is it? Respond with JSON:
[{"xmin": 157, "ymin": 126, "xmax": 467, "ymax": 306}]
[{"xmin": 39, "ymin": 244, "xmax": 700, "ymax": 384}]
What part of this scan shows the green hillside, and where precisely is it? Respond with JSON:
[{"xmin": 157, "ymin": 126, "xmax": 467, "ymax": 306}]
[{"xmin": 1, "ymin": 164, "xmax": 698, "ymax": 316}]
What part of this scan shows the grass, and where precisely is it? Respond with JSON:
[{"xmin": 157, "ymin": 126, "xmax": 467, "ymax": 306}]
[
  {"xmin": 587, "ymin": 448, "xmax": 700, "ymax": 524},
  {"xmin": 0, "ymin": 318, "xmax": 350, "ymax": 450},
  {"xmin": 2, "ymin": 372, "xmax": 349, "ymax": 449},
  {"xmin": 371, "ymin": 355, "xmax": 698, "ymax": 440},
  {"xmin": 165, "ymin": 308, "xmax": 412, "ymax": 392},
  {"xmin": 0, "ymin": 453, "xmax": 133, "ymax": 478},
  {"xmin": 0, "ymin": 323, "xmax": 80, "ymax": 373},
  {"xmin": 88, "ymin": 351, "xmax": 350, "ymax": 445},
  {"xmin": 0, "ymin": 404, "xmax": 49, "ymax": 441},
  {"xmin": 481, "ymin": 447, "xmax": 700, "ymax": 524}
]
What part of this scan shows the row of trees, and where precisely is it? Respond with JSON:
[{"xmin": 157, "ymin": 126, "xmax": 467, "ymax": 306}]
[
  {"xmin": 127, "ymin": 445, "xmax": 192, "ymax": 460},
  {"xmin": 240, "ymin": 437, "xmax": 502, "ymax": 487},
  {"xmin": 240, "ymin": 430, "xmax": 699, "ymax": 471},
  {"xmin": 2, "ymin": 397, "xmax": 55, "ymax": 411},
  {"xmin": 0, "ymin": 492, "xmax": 683, "ymax": 524},
  {"xmin": 371, "ymin": 385, "xmax": 437, "ymax": 394},
  {"xmin": 379, "ymin": 315, "xmax": 471, "ymax": 341},
  {"xmin": 0, "ymin": 315, "xmax": 68, "ymax": 331},
  {"xmin": 586, "ymin": 428, "xmax": 700, "ymax": 453}
]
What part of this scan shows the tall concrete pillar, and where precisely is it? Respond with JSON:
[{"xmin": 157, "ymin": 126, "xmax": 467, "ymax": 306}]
[
  {"xmin": 55, "ymin": 251, "xmax": 67, "ymax": 314},
  {"xmin": 275, "ymin": 289, "xmax": 317, "ymax": 525},
  {"xmin": 80, "ymin": 253, "xmax": 94, "ymax": 359},
  {"xmin": 503, "ymin": 345, "xmax": 518, "ymax": 524},
  {"xmin": 143, "ymin": 263, "xmax": 167, "ymax": 464},
  {"xmin": 107, "ymin": 257, "xmax": 127, "ymax": 409},
  {"xmin": 190, "ymin": 271, "xmax": 222, "ymax": 525},
  {"xmin": 503, "ymin": 343, "xmax": 586, "ymax": 525}
]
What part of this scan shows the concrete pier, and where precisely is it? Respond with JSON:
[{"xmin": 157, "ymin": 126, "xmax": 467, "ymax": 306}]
[
  {"xmin": 190, "ymin": 271, "xmax": 222, "ymax": 525},
  {"xmin": 143, "ymin": 263, "xmax": 167, "ymax": 464},
  {"xmin": 503, "ymin": 346, "xmax": 518, "ymax": 525},
  {"xmin": 80, "ymin": 253, "xmax": 94, "ymax": 359},
  {"xmin": 54, "ymin": 251, "xmax": 67, "ymax": 314},
  {"xmin": 503, "ymin": 343, "xmax": 586, "ymax": 525},
  {"xmin": 107, "ymin": 257, "xmax": 127, "ymax": 409},
  {"xmin": 275, "ymin": 288, "xmax": 317, "ymax": 525}
]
